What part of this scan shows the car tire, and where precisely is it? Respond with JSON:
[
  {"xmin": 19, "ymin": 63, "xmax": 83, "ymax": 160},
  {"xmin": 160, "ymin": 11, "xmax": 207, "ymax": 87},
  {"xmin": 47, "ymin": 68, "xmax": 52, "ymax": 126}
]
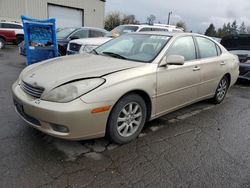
[
  {"xmin": 212, "ymin": 76, "xmax": 229, "ymax": 104},
  {"xmin": 0, "ymin": 38, "xmax": 5, "ymax": 49},
  {"xmin": 15, "ymin": 35, "xmax": 24, "ymax": 45},
  {"xmin": 107, "ymin": 94, "xmax": 147, "ymax": 144}
]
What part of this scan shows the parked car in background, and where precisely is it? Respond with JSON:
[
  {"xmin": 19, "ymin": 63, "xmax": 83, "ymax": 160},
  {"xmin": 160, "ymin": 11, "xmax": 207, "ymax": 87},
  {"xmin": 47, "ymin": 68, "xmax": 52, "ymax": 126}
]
[
  {"xmin": 57, "ymin": 27, "xmax": 107, "ymax": 55},
  {"xmin": 12, "ymin": 32, "xmax": 239, "ymax": 144},
  {"xmin": 19, "ymin": 27, "xmax": 108, "ymax": 56},
  {"xmin": 67, "ymin": 37, "xmax": 112, "ymax": 55},
  {"xmin": 221, "ymin": 34, "xmax": 250, "ymax": 81},
  {"xmin": 0, "ymin": 30, "xmax": 16, "ymax": 49},
  {"xmin": 211, "ymin": 37, "xmax": 221, "ymax": 43},
  {"xmin": 67, "ymin": 24, "xmax": 180, "ymax": 55},
  {"xmin": 0, "ymin": 20, "xmax": 24, "ymax": 44}
]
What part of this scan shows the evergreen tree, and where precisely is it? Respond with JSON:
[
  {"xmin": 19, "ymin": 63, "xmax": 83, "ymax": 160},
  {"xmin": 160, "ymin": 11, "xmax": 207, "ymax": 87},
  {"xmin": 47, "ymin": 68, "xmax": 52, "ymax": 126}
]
[
  {"xmin": 176, "ymin": 21, "xmax": 187, "ymax": 32},
  {"xmin": 204, "ymin": 24, "xmax": 217, "ymax": 37},
  {"xmin": 239, "ymin": 22, "xmax": 247, "ymax": 34},
  {"xmin": 231, "ymin": 20, "xmax": 238, "ymax": 34}
]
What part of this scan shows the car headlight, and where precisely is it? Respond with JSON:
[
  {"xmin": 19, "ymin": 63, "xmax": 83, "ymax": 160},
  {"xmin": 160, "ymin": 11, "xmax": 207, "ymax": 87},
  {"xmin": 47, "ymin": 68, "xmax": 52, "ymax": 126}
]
[
  {"xmin": 42, "ymin": 78, "xmax": 105, "ymax": 103},
  {"xmin": 80, "ymin": 44, "xmax": 98, "ymax": 54}
]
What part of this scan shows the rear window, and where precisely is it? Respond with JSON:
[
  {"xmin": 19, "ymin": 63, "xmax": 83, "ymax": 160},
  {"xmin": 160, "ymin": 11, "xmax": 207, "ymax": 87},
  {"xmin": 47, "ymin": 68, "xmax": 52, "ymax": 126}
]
[
  {"xmin": 221, "ymin": 35, "xmax": 250, "ymax": 50},
  {"xmin": 112, "ymin": 25, "xmax": 139, "ymax": 35},
  {"xmin": 139, "ymin": 27, "xmax": 168, "ymax": 32}
]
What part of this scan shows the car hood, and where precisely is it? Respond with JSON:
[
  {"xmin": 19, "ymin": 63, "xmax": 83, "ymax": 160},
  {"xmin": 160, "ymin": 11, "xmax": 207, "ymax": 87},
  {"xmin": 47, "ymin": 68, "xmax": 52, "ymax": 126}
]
[{"xmin": 21, "ymin": 54, "xmax": 144, "ymax": 90}]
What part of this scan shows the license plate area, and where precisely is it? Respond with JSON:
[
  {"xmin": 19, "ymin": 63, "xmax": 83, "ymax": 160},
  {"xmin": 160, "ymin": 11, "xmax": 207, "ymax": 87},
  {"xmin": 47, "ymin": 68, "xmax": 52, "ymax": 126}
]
[{"xmin": 13, "ymin": 99, "xmax": 41, "ymax": 126}]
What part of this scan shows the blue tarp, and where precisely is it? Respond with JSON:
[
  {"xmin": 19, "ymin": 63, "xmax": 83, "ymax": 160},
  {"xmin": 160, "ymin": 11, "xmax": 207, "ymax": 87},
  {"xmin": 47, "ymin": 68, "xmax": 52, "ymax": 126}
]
[{"xmin": 21, "ymin": 16, "xmax": 58, "ymax": 65}]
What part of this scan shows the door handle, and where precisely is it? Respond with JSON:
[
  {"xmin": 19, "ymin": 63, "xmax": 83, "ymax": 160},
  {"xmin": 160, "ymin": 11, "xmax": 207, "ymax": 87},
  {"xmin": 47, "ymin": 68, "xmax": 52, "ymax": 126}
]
[
  {"xmin": 193, "ymin": 66, "xmax": 201, "ymax": 71},
  {"xmin": 220, "ymin": 61, "xmax": 226, "ymax": 65}
]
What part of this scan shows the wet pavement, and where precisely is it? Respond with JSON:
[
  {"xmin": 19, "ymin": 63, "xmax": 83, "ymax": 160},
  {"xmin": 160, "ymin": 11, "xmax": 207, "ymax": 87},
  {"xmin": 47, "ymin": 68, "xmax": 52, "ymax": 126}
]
[{"xmin": 0, "ymin": 46, "xmax": 250, "ymax": 188}]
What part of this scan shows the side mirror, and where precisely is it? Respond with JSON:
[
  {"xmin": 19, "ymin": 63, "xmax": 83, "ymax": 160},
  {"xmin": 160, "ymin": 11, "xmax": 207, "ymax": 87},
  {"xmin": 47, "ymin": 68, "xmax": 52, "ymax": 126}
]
[{"xmin": 160, "ymin": 55, "xmax": 185, "ymax": 67}]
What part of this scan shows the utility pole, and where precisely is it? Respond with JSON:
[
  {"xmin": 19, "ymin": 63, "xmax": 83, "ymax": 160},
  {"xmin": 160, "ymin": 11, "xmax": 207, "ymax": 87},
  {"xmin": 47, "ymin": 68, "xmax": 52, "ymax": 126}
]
[{"xmin": 167, "ymin": 11, "xmax": 172, "ymax": 25}]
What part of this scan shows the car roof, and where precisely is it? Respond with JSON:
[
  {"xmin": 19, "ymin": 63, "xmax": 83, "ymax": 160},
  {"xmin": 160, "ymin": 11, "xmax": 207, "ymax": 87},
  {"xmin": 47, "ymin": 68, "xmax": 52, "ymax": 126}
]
[
  {"xmin": 60, "ymin": 27, "xmax": 106, "ymax": 31},
  {"xmin": 126, "ymin": 31, "xmax": 199, "ymax": 37}
]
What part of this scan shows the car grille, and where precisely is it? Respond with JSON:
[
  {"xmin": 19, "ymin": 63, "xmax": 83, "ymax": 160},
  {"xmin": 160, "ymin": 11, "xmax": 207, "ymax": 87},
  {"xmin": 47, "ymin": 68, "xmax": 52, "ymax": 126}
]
[
  {"xmin": 69, "ymin": 43, "xmax": 81, "ymax": 52},
  {"xmin": 20, "ymin": 81, "xmax": 44, "ymax": 98}
]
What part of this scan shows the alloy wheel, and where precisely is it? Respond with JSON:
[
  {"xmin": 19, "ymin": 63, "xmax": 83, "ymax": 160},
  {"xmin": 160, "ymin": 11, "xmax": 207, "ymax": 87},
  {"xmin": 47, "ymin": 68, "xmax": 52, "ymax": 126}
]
[
  {"xmin": 116, "ymin": 102, "xmax": 143, "ymax": 138},
  {"xmin": 216, "ymin": 78, "xmax": 228, "ymax": 101}
]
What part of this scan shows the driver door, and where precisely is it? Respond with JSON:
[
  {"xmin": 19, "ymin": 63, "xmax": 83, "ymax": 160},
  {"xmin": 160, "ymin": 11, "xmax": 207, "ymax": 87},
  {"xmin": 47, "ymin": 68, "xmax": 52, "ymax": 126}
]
[{"xmin": 156, "ymin": 36, "xmax": 201, "ymax": 116}]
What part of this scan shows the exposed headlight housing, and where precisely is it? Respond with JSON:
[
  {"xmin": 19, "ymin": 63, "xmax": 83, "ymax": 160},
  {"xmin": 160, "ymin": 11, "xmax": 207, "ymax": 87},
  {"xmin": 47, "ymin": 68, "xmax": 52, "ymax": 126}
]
[
  {"xmin": 80, "ymin": 44, "xmax": 98, "ymax": 54},
  {"xmin": 42, "ymin": 78, "xmax": 105, "ymax": 103}
]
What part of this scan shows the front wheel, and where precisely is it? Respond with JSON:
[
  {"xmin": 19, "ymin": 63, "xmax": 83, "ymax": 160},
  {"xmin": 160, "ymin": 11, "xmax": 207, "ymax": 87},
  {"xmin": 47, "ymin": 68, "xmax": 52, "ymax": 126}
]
[
  {"xmin": 212, "ymin": 76, "xmax": 229, "ymax": 104},
  {"xmin": 107, "ymin": 94, "xmax": 147, "ymax": 144}
]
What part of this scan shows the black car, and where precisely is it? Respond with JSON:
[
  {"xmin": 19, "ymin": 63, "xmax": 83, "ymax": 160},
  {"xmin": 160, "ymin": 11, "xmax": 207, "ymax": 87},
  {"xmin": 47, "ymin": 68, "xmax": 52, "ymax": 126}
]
[
  {"xmin": 221, "ymin": 34, "xmax": 250, "ymax": 81},
  {"xmin": 19, "ymin": 27, "xmax": 107, "ymax": 56}
]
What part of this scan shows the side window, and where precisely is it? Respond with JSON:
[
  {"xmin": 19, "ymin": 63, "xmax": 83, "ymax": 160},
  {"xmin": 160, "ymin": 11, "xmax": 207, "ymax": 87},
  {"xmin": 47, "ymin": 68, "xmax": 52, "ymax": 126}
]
[
  {"xmin": 89, "ymin": 30, "xmax": 105, "ymax": 37},
  {"xmin": 167, "ymin": 36, "xmax": 196, "ymax": 61},
  {"xmin": 2, "ymin": 23, "xmax": 22, "ymax": 29},
  {"xmin": 139, "ymin": 28, "xmax": 152, "ymax": 32},
  {"xmin": 196, "ymin": 37, "xmax": 218, "ymax": 58},
  {"xmin": 70, "ymin": 30, "xmax": 88, "ymax": 39},
  {"xmin": 152, "ymin": 28, "xmax": 168, "ymax": 32}
]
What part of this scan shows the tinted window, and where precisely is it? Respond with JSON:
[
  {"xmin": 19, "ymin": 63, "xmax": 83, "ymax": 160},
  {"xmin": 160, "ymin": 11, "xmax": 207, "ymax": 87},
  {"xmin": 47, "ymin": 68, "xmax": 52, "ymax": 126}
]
[
  {"xmin": 70, "ymin": 29, "xmax": 88, "ymax": 39},
  {"xmin": 196, "ymin": 37, "xmax": 218, "ymax": 58},
  {"xmin": 221, "ymin": 35, "xmax": 250, "ymax": 50},
  {"xmin": 57, "ymin": 28, "xmax": 75, "ymax": 39},
  {"xmin": 167, "ymin": 36, "xmax": 196, "ymax": 61},
  {"xmin": 2, "ymin": 23, "xmax": 22, "ymax": 29},
  {"xmin": 89, "ymin": 30, "xmax": 105, "ymax": 37},
  {"xmin": 139, "ymin": 28, "xmax": 152, "ymax": 32}
]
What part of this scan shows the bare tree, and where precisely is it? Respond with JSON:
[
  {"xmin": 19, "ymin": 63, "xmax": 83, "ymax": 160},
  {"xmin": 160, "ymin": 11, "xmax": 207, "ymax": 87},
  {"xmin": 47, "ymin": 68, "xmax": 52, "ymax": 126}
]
[
  {"xmin": 104, "ymin": 12, "xmax": 122, "ymax": 31},
  {"xmin": 147, "ymin": 14, "xmax": 156, "ymax": 25},
  {"xmin": 122, "ymin": 14, "xmax": 139, "ymax": 25}
]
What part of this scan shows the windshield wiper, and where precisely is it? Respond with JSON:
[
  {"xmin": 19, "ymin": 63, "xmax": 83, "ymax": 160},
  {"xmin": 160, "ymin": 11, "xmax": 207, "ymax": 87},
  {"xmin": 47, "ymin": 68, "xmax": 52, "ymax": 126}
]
[{"xmin": 102, "ymin": 51, "xmax": 127, "ymax": 60}]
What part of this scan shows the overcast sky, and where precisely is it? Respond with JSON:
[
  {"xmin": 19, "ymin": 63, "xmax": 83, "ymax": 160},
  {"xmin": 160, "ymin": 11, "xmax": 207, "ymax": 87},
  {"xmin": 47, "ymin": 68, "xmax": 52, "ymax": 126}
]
[{"xmin": 105, "ymin": 0, "xmax": 250, "ymax": 33}]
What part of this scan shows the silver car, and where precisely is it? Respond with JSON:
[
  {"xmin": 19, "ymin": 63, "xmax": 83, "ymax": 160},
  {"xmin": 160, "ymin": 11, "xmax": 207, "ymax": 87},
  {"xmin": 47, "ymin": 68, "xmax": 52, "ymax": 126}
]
[{"xmin": 12, "ymin": 32, "xmax": 239, "ymax": 144}]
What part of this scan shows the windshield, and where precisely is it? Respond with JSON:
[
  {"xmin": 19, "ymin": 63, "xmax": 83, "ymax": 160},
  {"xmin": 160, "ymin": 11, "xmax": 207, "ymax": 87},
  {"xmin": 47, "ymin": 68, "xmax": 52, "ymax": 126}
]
[
  {"xmin": 221, "ymin": 35, "xmax": 250, "ymax": 51},
  {"xmin": 57, "ymin": 28, "xmax": 76, "ymax": 39},
  {"xmin": 106, "ymin": 25, "xmax": 139, "ymax": 38},
  {"xmin": 95, "ymin": 34, "xmax": 170, "ymax": 63}
]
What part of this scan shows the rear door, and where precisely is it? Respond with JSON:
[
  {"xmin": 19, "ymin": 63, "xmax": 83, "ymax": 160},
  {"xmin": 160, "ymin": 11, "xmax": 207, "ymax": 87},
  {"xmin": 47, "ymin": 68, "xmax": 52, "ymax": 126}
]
[
  {"xmin": 156, "ymin": 36, "xmax": 201, "ymax": 116},
  {"xmin": 195, "ymin": 36, "xmax": 226, "ymax": 98}
]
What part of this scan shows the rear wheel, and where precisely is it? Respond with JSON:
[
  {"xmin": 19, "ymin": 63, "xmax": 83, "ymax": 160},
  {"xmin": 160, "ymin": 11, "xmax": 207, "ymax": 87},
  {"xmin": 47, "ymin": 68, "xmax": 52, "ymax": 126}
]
[
  {"xmin": 212, "ymin": 76, "xmax": 229, "ymax": 104},
  {"xmin": 107, "ymin": 94, "xmax": 147, "ymax": 144},
  {"xmin": 0, "ymin": 38, "xmax": 5, "ymax": 49}
]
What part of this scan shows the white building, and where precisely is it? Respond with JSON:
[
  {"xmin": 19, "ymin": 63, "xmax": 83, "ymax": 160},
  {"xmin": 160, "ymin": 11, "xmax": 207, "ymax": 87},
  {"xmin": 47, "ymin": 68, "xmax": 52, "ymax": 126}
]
[{"xmin": 0, "ymin": 0, "xmax": 105, "ymax": 28}]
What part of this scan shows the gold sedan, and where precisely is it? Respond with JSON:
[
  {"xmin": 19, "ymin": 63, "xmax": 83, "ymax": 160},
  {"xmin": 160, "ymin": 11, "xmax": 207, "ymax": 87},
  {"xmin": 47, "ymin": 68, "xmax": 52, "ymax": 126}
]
[{"xmin": 12, "ymin": 32, "xmax": 239, "ymax": 144}]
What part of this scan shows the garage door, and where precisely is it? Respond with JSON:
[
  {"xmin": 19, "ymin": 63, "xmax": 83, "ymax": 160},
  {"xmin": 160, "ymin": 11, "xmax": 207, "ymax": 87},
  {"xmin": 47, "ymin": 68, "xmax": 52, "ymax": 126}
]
[{"xmin": 48, "ymin": 5, "xmax": 83, "ymax": 28}]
